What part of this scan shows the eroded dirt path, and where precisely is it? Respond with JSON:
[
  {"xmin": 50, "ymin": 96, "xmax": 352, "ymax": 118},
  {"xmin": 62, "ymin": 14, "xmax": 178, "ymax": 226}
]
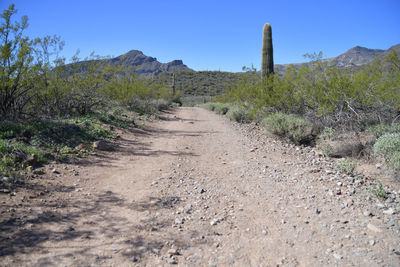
[{"xmin": 1, "ymin": 107, "xmax": 400, "ymax": 266}]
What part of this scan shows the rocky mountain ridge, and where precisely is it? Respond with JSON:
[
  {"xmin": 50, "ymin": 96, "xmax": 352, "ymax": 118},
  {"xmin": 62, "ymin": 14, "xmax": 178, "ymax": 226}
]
[
  {"xmin": 275, "ymin": 44, "xmax": 399, "ymax": 74},
  {"xmin": 83, "ymin": 44, "xmax": 399, "ymax": 79},
  {"xmin": 107, "ymin": 50, "xmax": 192, "ymax": 78}
]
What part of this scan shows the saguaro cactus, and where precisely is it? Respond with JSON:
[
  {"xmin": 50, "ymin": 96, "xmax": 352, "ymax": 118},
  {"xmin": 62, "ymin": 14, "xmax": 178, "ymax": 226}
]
[
  {"xmin": 172, "ymin": 72, "xmax": 176, "ymax": 96},
  {"xmin": 261, "ymin": 23, "xmax": 274, "ymax": 79}
]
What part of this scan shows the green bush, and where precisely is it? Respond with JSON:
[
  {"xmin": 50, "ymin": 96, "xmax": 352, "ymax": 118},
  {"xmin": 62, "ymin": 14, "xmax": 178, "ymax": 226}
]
[
  {"xmin": 373, "ymin": 133, "xmax": 400, "ymax": 171},
  {"xmin": 226, "ymin": 105, "xmax": 252, "ymax": 123},
  {"xmin": 262, "ymin": 112, "xmax": 312, "ymax": 144},
  {"xmin": 221, "ymin": 52, "xmax": 400, "ymax": 130},
  {"xmin": 370, "ymin": 181, "xmax": 387, "ymax": 199},
  {"xmin": 366, "ymin": 123, "xmax": 400, "ymax": 138},
  {"xmin": 337, "ymin": 158, "xmax": 357, "ymax": 174},
  {"xmin": 201, "ymin": 103, "xmax": 217, "ymax": 111},
  {"xmin": 213, "ymin": 103, "xmax": 231, "ymax": 115}
]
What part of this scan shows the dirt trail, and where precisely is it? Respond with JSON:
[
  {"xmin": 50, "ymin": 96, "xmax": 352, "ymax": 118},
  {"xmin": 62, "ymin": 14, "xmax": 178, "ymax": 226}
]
[{"xmin": 1, "ymin": 107, "xmax": 399, "ymax": 266}]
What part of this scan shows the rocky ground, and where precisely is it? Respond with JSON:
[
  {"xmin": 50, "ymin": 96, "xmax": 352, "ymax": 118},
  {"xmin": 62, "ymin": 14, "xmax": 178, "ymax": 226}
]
[{"xmin": 0, "ymin": 107, "xmax": 399, "ymax": 266}]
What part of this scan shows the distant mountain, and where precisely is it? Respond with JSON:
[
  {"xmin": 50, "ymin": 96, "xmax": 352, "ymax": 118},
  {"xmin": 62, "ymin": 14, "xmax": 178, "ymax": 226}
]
[
  {"xmin": 107, "ymin": 50, "xmax": 192, "ymax": 78},
  {"xmin": 326, "ymin": 46, "xmax": 385, "ymax": 67},
  {"xmin": 275, "ymin": 44, "xmax": 399, "ymax": 74},
  {"xmin": 150, "ymin": 44, "xmax": 399, "ymax": 96}
]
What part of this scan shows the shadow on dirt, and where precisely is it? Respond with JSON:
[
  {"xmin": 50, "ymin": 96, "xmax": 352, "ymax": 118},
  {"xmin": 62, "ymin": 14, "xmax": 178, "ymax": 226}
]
[
  {"xmin": 0, "ymin": 108, "xmax": 201, "ymax": 264},
  {"xmin": 0, "ymin": 189, "xmax": 184, "ymax": 264}
]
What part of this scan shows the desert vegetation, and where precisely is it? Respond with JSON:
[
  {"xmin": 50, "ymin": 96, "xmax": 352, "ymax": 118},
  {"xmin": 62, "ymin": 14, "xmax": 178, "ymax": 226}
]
[
  {"xmin": 0, "ymin": 4, "xmax": 178, "ymax": 179},
  {"xmin": 204, "ymin": 50, "xmax": 400, "ymax": 174},
  {"xmin": 202, "ymin": 24, "xmax": 400, "ymax": 174}
]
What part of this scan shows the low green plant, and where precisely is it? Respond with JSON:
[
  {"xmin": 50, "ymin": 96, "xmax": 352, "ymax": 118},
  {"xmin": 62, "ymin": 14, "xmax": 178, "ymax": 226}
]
[
  {"xmin": 213, "ymin": 103, "xmax": 231, "ymax": 115},
  {"xmin": 262, "ymin": 112, "xmax": 312, "ymax": 144},
  {"xmin": 367, "ymin": 123, "xmax": 400, "ymax": 138},
  {"xmin": 321, "ymin": 127, "xmax": 335, "ymax": 139},
  {"xmin": 59, "ymin": 146, "xmax": 75, "ymax": 154},
  {"xmin": 370, "ymin": 181, "xmax": 387, "ymax": 199},
  {"xmin": 201, "ymin": 103, "xmax": 217, "ymax": 111},
  {"xmin": 226, "ymin": 105, "xmax": 252, "ymax": 123},
  {"xmin": 337, "ymin": 158, "xmax": 357, "ymax": 174},
  {"xmin": 373, "ymin": 133, "xmax": 400, "ymax": 171}
]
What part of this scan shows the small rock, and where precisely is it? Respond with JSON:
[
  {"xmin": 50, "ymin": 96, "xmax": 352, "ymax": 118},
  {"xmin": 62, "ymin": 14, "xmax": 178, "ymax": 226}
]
[
  {"xmin": 388, "ymin": 219, "xmax": 396, "ymax": 227},
  {"xmin": 32, "ymin": 210, "xmax": 43, "ymax": 216},
  {"xmin": 383, "ymin": 208, "xmax": 395, "ymax": 215},
  {"xmin": 167, "ymin": 259, "xmax": 177, "ymax": 264},
  {"xmin": 130, "ymin": 256, "xmax": 138, "ymax": 262},
  {"xmin": 262, "ymin": 229, "xmax": 268, "ymax": 235},
  {"xmin": 363, "ymin": 210, "xmax": 373, "ymax": 217},
  {"xmin": 369, "ymin": 240, "xmax": 376, "ymax": 246},
  {"xmin": 367, "ymin": 223, "xmax": 382, "ymax": 233},
  {"xmin": 0, "ymin": 189, "xmax": 10, "ymax": 193},
  {"xmin": 93, "ymin": 140, "xmax": 111, "ymax": 151},
  {"xmin": 175, "ymin": 218, "xmax": 183, "ymax": 225},
  {"xmin": 33, "ymin": 168, "xmax": 45, "ymax": 175},
  {"xmin": 333, "ymin": 253, "xmax": 343, "ymax": 260},
  {"xmin": 2, "ymin": 177, "xmax": 12, "ymax": 183},
  {"xmin": 167, "ymin": 248, "xmax": 179, "ymax": 256},
  {"xmin": 51, "ymin": 168, "xmax": 60, "ymax": 174},
  {"xmin": 210, "ymin": 218, "xmax": 220, "ymax": 226},
  {"xmin": 75, "ymin": 143, "xmax": 87, "ymax": 150},
  {"xmin": 198, "ymin": 188, "xmax": 206, "ymax": 194},
  {"xmin": 26, "ymin": 154, "xmax": 38, "ymax": 166}
]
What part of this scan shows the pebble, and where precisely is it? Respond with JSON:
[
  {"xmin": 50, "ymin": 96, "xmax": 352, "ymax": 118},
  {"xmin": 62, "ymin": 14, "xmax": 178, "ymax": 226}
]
[
  {"xmin": 388, "ymin": 219, "xmax": 396, "ymax": 227},
  {"xmin": 168, "ymin": 248, "xmax": 179, "ymax": 256},
  {"xmin": 333, "ymin": 253, "xmax": 343, "ymax": 260},
  {"xmin": 167, "ymin": 259, "xmax": 177, "ymax": 264},
  {"xmin": 2, "ymin": 177, "xmax": 12, "ymax": 183},
  {"xmin": 363, "ymin": 210, "xmax": 373, "ymax": 217},
  {"xmin": 383, "ymin": 208, "xmax": 395, "ymax": 215},
  {"xmin": 262, "ymin": 229, "xmax": 268, "ymax": 235},
  {"xmin": 130, "ymin": 256, "xmax": 138, "ymax": 262},
  {"xmin": 198, "ymin": 188, "xmax": 206, "ymax": 194},
  {"xmin": 175, "ymin": 218, "xmax": 183, "ymax": 224},
  {"xmin": 369, "ymin": 240, "xmax": 376, "ymax": 246},
  {"xmin": 210, "ymin": 219, "xmax": 219, "ymax": 226},
  {"xmin": 367, "ymin": 223, "xmax": 382, "ymax": 233}
]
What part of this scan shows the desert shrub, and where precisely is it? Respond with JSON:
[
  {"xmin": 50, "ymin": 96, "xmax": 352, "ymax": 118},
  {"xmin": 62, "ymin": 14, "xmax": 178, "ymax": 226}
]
[
  {"xmin": 213, "ymin": 103, "xmax": 231, "ymax": 115},
  {"xmin": 370, "ymin": 181, "xmax": 387, "ymax": 199},
  {"xmin": 337, "ymin": 158, "xmax": 357, "ymax": 174},
  {"xmin": 221, "ymin": 52, "xmax": 400, "ymax": 131},
  {"xmin": 201, "ymin": 103, "xmax": 217, "ymax": 111},
  {"xmin": 262, "ymin": 112, "xmax": 312, "ymax": 144},
  {"xmin": 366, "ymin": 123, "xmax": 400, "ymax": 138},
  {"xmin": 152, "ymin": 99, "xmax": 170, "ymax": 111},
  {"xmin": 320, "ymin": 127, "xmax": 335, "ymax": 139},
  {"xmin": 373, "ymin": 133, "xmax": 400, "ymax": 172},
  {"xmin": 226, "ymin": 105, "xmax": 252, "ymax": 123}
]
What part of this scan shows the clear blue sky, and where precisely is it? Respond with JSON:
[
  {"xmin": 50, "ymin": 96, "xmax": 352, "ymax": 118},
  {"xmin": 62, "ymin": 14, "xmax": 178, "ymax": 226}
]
[{"xmin": 1, "ymin": 0, "xmax": 399, "ymax": 72}]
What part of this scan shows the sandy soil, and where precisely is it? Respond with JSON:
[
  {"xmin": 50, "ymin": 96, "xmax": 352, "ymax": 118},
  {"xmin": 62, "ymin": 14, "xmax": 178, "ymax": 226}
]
[{"xmin": 1, "ymin": 107, "xmax": 399, "ymax": 266}]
